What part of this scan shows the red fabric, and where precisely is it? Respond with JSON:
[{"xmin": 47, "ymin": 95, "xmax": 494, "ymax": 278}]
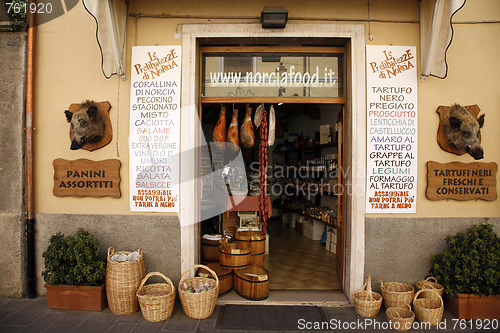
[{"xmin": 226, "ymin": 196, "xmax": 272, "ymax": 218}]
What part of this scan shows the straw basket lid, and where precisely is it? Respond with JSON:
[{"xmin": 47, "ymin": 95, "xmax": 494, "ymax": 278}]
[
  {"xmin": 178, "ymin": 264, "xmax": 219, "ymax": 320},
  {"xmin": 413, "ymin": 289, "xmax": 444, "ymax": 326},
  {"xmin": 416, "ymin": 277, "xmax": 444, "ymax": 297},
  {"xmin": 353, "ymin": 275, "xmax": 383, "ymax": 318}
]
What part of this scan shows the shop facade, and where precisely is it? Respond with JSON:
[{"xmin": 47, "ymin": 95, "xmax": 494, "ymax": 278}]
[{"xmin": 1, "ymin": 0, "xmax": 499, "ymax": 302}]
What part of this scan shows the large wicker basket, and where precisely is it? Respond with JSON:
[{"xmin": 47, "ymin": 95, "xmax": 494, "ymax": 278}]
[
  {"xmin": 413, "ymin": 289, "xmax": 444, "ymax": 326},
  {"xmin": 179, "ymin": 264, "xmax": 219, "ymax": 319},
  {"xmin": 416, "ymin": 277, "xmax": 444, "ymax": 298},
  {"xmin": 137, "ymin": 272, "xmax": 175, "ymax": 322},
  {"xmin": 353, "ymin": 275, "xmax": 383, "ymax": 318},
  {"xmin": 106, "ymin": 247, "xmax": 146, "ymax": 315},
  {"xmin": 386, "ymin": 304, "xmax": 415, "ymax": 332},
  {"xmin": 380, "ymin": 279, "xmax": 415, "ymax": 308}
]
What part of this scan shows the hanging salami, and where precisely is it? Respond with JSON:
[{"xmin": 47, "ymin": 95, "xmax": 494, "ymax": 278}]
[
  {"xmin": 240, "ymin": 106, "xmax": 255, "ymax": 148},
  {"xmin": 213, "ymin": 106, "xmax": 227, "ymax": 149},
  {"xmin": 268, "ymin": 105, "xmax": 276, "ymax": 146},
  {"xmin": 254, "ymin": 103, "xmax": 264, "ymax": 127},
  {"xmin": 227, "ymin": 108, "xmax": 239, "ymax": 151},
  {"xmin": 259, "ymin": 106, "xmax": 269, "ymax": 234}
]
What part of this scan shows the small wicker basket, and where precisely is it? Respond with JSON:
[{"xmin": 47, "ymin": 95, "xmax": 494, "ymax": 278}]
[
  {"xmin": 379, "ymin": 279, "xmax": 415, "ymax": 308},
  {"xmin": 353, "ymin": 275, "xmax": 383, "ymax": 318},
  {"xmin": 106, "ymin": 247, "xmax": 146, "ymax": 315},
  {"xmin": 136, "ymin": 272, "xmax": 175, "ymax": 322},
  {"xmin": 179, "ymin": 264, "xmax": 219, "ymax": 319},
  {"xmin": 386, "ymin": 304, "xmax": 415, "ymax": 332},
  {"xmin": 413, "ymin": 289, "xmax": 444, "ymax": 326},
  {"xmin": 416, "ymin": 277, "xmax": 444, "ymax": 298}
]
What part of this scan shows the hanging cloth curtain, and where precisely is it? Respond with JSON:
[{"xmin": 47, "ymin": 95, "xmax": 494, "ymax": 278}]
[
  {"xmin": 420, "ymin": 0, "xmax": 466, "ymax": 80},
  {"xmin": 83, "ymin": 0, "xmax": 128, "ymax": 79}
]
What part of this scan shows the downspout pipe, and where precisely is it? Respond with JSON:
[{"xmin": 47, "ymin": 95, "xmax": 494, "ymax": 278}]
[{"xmin": 26, "ymin": 0, "xmax": 36, "ymax": 298}]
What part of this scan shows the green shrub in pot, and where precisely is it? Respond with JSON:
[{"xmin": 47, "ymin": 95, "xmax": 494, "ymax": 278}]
[
  {"xmin": 429, "ymin": 222, "xmax": 500, "ymax": 296},
  {"xmin": 42, "ymin": 228, "xmax": 106, "ymax": 286}
]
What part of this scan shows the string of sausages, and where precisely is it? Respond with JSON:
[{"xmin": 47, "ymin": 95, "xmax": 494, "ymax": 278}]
[{"xmin": 258, "ymin": 107, "xmax": 269, "ymax": 234}]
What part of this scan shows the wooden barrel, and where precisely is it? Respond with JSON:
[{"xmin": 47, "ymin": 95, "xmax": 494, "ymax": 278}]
[
  {"xmin": 218, "ymin": 242, "xmax": 251, "ymax": 269},
  {"xmin": 235, "ymin": 231, "xmax": 266, "ymax": 267},
  {"xmin": 234, "ymin": 264, "xmax": 269, "ymax": 301},
  {"xmin": 201, "ymin": 234, "xmax": 231, "ymax": 262},
  {"xmin": 197, "ymin": 263, "xmax": 233, "ymax": 295},
  {"xmin": 251, "ymin": 253, "xmax": 265, "ymax": 266},
  {"xmin": 235, "ymin": 230, "xmax": 265, "ymax": 254}
]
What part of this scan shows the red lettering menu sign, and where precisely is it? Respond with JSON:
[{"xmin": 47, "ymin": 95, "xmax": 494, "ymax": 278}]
[
  {"xmin": 129, "ymin": 46, "xmax": 181, "ymax": 212},
  {"xmin": 366, "ymin": 45, "xmax": 418, "ymax": 213}
]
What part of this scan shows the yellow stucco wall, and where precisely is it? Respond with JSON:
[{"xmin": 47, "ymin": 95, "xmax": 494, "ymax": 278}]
[{"xmin": 34, "ymin": 0, "xmax": 499, "ymax": 217}]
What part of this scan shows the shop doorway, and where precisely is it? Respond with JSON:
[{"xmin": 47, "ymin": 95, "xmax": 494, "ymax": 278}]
[
  {"xmin": 180, "ymin": 24, "xmax": 367, "ymax": 301},
  {"xmin": 198, "ymin": 45, "xmax": 346, "ymax": 292}
]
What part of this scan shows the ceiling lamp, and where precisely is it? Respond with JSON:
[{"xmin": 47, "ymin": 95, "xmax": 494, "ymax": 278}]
[{"xmin": 261, "ymin": 6, "xmax": 288, "ymax": 29}]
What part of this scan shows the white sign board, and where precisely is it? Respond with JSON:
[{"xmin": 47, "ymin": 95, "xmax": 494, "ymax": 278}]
[
  {"xmin": 129, "ymin": 46, "xmax": 181, "ymax": 212},
  {"xmin": 366, "ymin": 45, "xmax": 418, "ymax": 213}
]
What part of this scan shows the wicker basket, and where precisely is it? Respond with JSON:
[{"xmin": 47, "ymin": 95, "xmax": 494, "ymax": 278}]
[
  {"xmin": 416, "ymin": 277, "xmax": 444, "ymax": 298},
  {"xmin": 179, "ymin": 264, "xmax": 219, "ymax": 319},
  {"xmin": 379, "ymin": 279, "xmax": 415, "ymax": 308},
  {"xmin": 136, "ymin": 272, "xmax": 175, "ymax": 322},
  {"xmin": 413, "ymin": 289, "xmax": 444, "ymax": 326},
  {"xmin": 106, "ymin": 247, "xmax": 146, "ymax": 315},
  {"xmin": 386, "ymin": 304, "xmax": 415, "ymax": 332},
  {"xmin": 353, "ymin": 275, "xmax": 383, "ymax": 318}
]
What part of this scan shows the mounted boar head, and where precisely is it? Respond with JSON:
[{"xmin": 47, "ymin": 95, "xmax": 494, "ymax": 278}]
[
  {"xmin": 442, "ymin": 104, "xmax": 485, "ymax": 160},
  {"xmin": 65, "ymin": 100, "xmax": 106, "ymax": 150}
]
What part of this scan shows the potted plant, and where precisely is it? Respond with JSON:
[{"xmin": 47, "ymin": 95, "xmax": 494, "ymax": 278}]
[
  {"xmin": 42, "ymin": 228, "xmax": 107, "ymax": 311},
  {"xmin": 429, "ymin": 222, "xmax": 499, "ymax": 319}
]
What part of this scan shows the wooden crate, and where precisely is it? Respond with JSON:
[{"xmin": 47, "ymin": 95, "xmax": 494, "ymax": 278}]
[
  {"xmin": 222, "ymin": 212, "xmax": 239, "ymax": 235},
  {"xmin": 447, "ymin": 293, "xmax": 500, "ymax": 319}
]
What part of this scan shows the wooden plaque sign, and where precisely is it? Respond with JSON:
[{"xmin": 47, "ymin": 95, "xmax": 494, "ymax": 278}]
[
  {"xmin": 426, "ymin": 161, "xmax": 497, "ymax": 201},
  {"xmin": 53, "ymin": 159, "xmax": 121, "ymax": 198}
]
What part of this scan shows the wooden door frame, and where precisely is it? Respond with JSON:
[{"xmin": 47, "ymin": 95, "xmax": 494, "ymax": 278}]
[{"xmin": 180, "ymin": 23, "xmax": 366, "ymax": 302}]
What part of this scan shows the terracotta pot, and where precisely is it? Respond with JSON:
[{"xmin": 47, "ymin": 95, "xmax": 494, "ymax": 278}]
[
  {"xmin": 45, "ymin": 284, "xmax": 107, "ymax": 311},
  {"xmin": 446, "ymin": 293, "xmax": 500, "ymax": 319}
]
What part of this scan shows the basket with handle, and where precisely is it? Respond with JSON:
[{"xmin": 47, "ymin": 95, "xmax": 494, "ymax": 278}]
[
  {"xmin": 353, "ymin": 275, "xmax": 383, "ymax": 318},
  {"xmin": 415, "ymin": 277, "xmax": 444, "ymax": 298},
  {"xmin": 386, "ymin": 304, "xmax": 415, "ymax": 332},
  {"xmin": 178, "ymin": 264, "xmax": 219, "ymax": 319},
  {"xmin": 379, "ymin": 279, "xmax": 415, "ymax": 308},
  {"xmin": 106, "ymin": 247, "xmax": 146, "ymax": 315},
  {"xmin": 413, "ymin": 289, "xmax": 444, "ymax": 326},
  {"xmin": 136, "ymin": 272, "xmax": 176, "ymax": 322}
]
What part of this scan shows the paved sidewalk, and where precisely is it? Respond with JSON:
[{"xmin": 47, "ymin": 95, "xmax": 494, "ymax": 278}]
[{"xmin": 0, "ymin": 296, "xmax": 493, "ymax": 332}]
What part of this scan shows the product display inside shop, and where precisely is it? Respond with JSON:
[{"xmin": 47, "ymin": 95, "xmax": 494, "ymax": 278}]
[{"xmin": 199, "ymin": 102, "xmax": 344, "ymax": 293}]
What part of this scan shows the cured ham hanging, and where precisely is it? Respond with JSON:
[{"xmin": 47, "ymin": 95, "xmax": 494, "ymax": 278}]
[
  {"xmin": 240, "ymin": 106, "xmax": 255, "ymax": 148},
  {"xmin": 227, "ymin": 108, "xmax": 239, "ymax": 151},
  {"xmin": 213, "ymin": 106, "xmax": 227, "ymax": 149}
]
